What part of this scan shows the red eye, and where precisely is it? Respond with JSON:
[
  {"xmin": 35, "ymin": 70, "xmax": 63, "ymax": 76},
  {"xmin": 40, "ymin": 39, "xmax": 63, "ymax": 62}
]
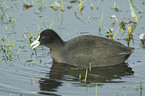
[{"xmin": 42, "ymin": 36, "xmax": 45, "ymax": 39}]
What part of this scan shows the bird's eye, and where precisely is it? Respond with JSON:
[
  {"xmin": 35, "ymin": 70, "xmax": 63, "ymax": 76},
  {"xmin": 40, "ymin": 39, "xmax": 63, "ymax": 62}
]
[{"xmin": 42, "ymin": 36, "xmax": 45, "ymax": 39}]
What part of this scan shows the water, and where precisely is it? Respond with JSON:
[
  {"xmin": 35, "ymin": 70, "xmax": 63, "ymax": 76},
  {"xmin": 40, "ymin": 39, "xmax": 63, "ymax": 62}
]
[{"xmin": 0, "ymin": 0, "xmax": 145, "ymax": 96}]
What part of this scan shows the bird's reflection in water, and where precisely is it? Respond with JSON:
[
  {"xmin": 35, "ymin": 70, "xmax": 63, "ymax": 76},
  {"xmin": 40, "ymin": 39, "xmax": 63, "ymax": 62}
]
[{"xmin": 38, "ymin": 62, "xmax": 134, "ymax": 95}]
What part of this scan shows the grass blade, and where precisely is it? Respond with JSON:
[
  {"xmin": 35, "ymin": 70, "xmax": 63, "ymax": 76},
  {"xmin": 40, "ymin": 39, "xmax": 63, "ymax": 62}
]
[{"xmin": 128, "ymin": 0, "xmax": 138, "ymax": 22}]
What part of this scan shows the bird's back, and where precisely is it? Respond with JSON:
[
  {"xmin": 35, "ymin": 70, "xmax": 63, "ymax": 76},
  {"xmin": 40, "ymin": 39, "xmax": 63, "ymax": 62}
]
[{"xmin": 64, "ymin": 35, "xmax": 132, "ymax": 68}]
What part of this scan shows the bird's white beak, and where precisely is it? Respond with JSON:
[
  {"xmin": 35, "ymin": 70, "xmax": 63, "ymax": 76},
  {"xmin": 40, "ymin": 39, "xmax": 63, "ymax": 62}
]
[{"xmin": 30, "ymin": 36, "xmax": 40, "ymax": 49}]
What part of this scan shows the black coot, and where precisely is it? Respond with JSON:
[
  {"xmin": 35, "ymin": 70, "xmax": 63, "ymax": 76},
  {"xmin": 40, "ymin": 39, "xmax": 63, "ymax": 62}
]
[{"xmin": 31, "ymin": 29, "xmax": 134, "ymax": 68}]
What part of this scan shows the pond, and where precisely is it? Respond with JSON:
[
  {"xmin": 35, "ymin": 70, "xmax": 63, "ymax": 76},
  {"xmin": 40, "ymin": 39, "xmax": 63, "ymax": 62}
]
[{"xmin": 0, "ymin": 0, "xmax": 145, "ymax": 96}]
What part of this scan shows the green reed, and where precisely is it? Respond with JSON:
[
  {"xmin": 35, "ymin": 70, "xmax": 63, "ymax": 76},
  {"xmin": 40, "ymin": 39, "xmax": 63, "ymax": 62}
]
[
  {"xmin": 98, "ymin": 10, "xmax": 103, "ymax": 34},
  {"xmin": 75, "ymin": 0, "xmax": 85, "ymax": 13},
  {"xmin": 128, "ymin": 0, "xmax": 138, "ymax": 22}
]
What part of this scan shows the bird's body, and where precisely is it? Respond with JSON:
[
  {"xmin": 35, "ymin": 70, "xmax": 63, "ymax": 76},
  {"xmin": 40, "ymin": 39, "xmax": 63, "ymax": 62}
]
[
  {"xmin": 51, "ymin": 35, "xmax": 133, "ymax": 68},
  {"xmin": 31, "ymin": 29, "xmax": 134, "ymax": 68}
]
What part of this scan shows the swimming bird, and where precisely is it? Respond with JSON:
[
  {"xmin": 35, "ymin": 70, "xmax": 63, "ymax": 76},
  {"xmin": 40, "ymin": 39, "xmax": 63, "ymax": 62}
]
[{"xmin": 30, "ymin": 29, "xmax": 134, "ymax": 68}]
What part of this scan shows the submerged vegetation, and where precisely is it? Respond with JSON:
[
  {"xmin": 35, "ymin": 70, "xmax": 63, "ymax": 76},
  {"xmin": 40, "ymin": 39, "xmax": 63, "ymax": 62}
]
[
  {"xmin": 0, "ymin": 36, "xmax": 15, "ymax": 62},
  {"xmin": 103, "ymin": 0, "xmax": 143, "ymax": 47}
]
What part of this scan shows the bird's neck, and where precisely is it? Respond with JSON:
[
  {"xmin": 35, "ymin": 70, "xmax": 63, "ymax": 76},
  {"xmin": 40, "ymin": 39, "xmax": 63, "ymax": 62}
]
[{"xmin": 50, "ymin": 45, "xmax": 66, "ymax": 63}]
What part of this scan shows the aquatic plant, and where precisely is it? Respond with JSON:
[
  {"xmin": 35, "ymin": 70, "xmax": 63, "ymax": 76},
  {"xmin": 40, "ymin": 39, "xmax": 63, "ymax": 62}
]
[
  {"xmin": 126, "ymin": 25, "xmax": 135, "ymax": 46},
  {"xmin": 111, "ymin": 15, "xmax": 118, "ymax": 23},
  {"xmin": 91, "ymin": 3, "xmax": 93, "ymax": 10},
  {"xmin": 0, "ymin": 7, "xmax": 10, "ymax": 21},
  {"xmin": 23, "ymin": 0, "xmax": 33, "ymax": 10},
  {"xmin": 50, "ymin": 1, "xmax": 60, "ymax": 11},
  {"xmin": 3, "ymin": 1, "xmax": 8, "ymax": 9},
  {"xmin": 136, "ymin": 80, "xmax": 143, "ymax": 96},
  {"xmin": 140, "ymin": 80, "xmax": 142, "ymax": 90},
  {"xmin": 128, "ymin": 0, "xmax": 138, "ymax": 23},
  {"xmin": 79, "ymin": 74, "xmax": 82, "ymax": 81},
  {"xmin": 29, "ymin": 32, "xmax": 34, "ymax": 43},
  {"xmin": 113, "ymin": 2, "xmax": 121, "ymax": 12},
  {"xmin": 37, "ymin": 24, "xmax": 40, "ymax": 34},
  {"xmin": 61, "ymin": 0, "xmax": 64, "ymax": 11},
  {"xmin": 17, "ymin": 47, "xmax": 20, "ymax": 57},
  {"xmin": 84, "ymin": 68, "xmax": 88, "ymax": 82},
  {"xmin": 97, "ymin": 0, "xmax": 102, "ymax": 9},
  {"xmin": 119, "ymin": 21, "xmax": 126, "ymax": 33},
  {"xmin": 104, "ymin": 27, "xmax": 119, "ymax": 39},
  {"xmin": 75, "ymin": 0, "xmax": 85, "ymax": 13},
  {"xmin": 0, "ymin": 36, "xmax": 16, "ymax": 62},
  {"xmin": 98, "ymin": 10, "xmax": 103, "ymax": 34}
]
